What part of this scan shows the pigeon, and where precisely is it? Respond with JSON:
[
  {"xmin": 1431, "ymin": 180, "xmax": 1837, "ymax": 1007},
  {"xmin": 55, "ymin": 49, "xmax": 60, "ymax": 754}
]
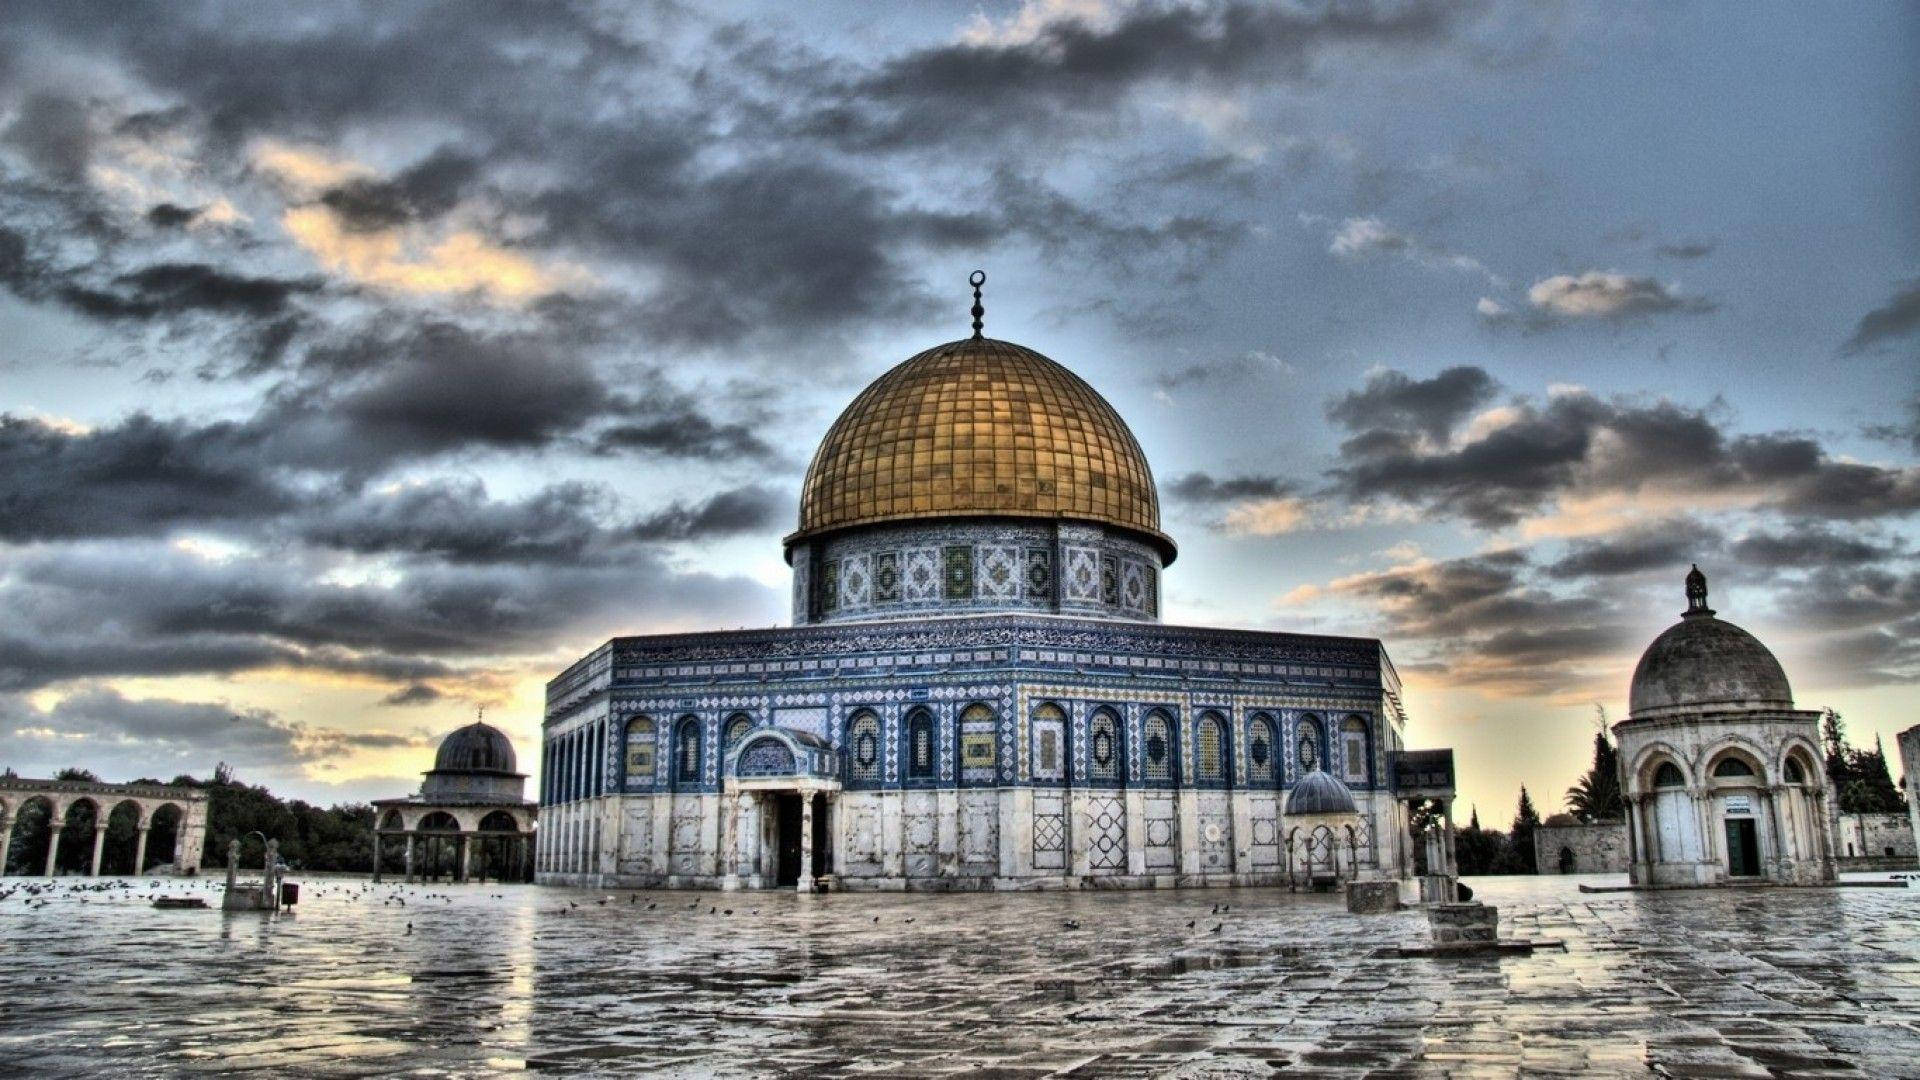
[
  {"xmin": 406, "ymin": 922, "xmax": 413, "ymax": 934},
  {"xmin": 1210, "ymin": 923, "xmax": 1223, "ymax": 933},
  {"xmin": 1062, "ymin": 919, "xmax": 1081, "ymax": 930},
  {"xmin": 1185, "ymin": 920, "xmax": 1195, "ymax": 928}
]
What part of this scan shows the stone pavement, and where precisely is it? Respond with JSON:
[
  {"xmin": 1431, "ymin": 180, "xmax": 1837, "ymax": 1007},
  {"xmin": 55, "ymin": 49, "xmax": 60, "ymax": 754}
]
[{"xmin": 0, "ymin": 874, "xmax": 1914, "ymax": 1077}]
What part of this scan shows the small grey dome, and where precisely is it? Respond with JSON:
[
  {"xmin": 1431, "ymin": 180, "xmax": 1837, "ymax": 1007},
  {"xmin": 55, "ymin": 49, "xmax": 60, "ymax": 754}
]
[
  {"xmin": 1629, "ymin": 568, "xmax": 1792, "ymax": 719},
  {"xmin": 432, "ymin": 721, "xmax": 519, "ymax": 775},
  {"xmin": 1286, "ymin": 770, "xmax": 1358, "ymax": 816}
]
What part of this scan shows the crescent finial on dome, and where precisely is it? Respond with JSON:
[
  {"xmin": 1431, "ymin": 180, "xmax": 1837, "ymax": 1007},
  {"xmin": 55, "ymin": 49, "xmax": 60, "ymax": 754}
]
[{"xmin": 969, "ymin": 270, "xmax": 985, "ymax": 339}]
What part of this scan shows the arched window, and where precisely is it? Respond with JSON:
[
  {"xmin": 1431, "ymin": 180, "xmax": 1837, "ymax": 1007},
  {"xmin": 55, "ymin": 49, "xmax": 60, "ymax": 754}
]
[
  {"xmin": 1340, "ymin": 715, "xmax": 1370, "ymax": 784},
  {"xmin": 959, "ymin": 703, "xmax": 997, "ymax": 784},
  {"xmin": 1784, "ymin": 757, "xmax": 1807, "ymax": 784},
  {"xmin": 1653, "ymin": 761, "xmax": 1685, "ymax": 788},
  {"xmin": 1296, "ymin": 715, "xmax": 1323, "ymax": 773},
  {"xmin": 1712, "ymin": 756, "xmax": 1755, "ymax": 779},
  {"xmin": 1248, "ymin": 714, "xmax": 1279, "ymax": 788},
  {"xmin": 1143, "ymin": 710, "xmax": 1176, "ymax": 784},
  {"xmin": 1196, "ymin": 712, "xmax": 1226, "ymax": 783},
  {"xmin": 623, "ymin": 716, "xmax": 656, "ymax": 790},
  {"xmin": 906, "ymin": 708, "xmax": 936, "ymax": 779},
  {"xmin": 1088, "ymin": 708, "xmax": 1122, "ymax": 783},
  {"xmin": 673, "ymin": 716, "xmax": 701, "ymax": 789},
  {"xmin": 724, "ymin": 713, "xmax": 754, "ymax": 749},
  {"xmin": 846, "ymin": 710, "xmax": 881, "ymax": 785},
  {"xmin": 1032, "ymin": 703, "xmax": 1066, "ymax": 781}
]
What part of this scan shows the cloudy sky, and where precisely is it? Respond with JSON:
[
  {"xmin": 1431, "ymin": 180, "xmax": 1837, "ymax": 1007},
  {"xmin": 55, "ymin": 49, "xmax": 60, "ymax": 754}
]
[{"xmin": 1, "ymin": 1, "xmax": 1914, "ymax": 819}]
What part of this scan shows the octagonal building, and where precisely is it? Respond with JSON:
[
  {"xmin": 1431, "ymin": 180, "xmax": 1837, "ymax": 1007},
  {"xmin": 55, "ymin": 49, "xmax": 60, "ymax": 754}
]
[{"xmin": 537, "ymin": 298, "xmax": 1455, "ymax": 892}]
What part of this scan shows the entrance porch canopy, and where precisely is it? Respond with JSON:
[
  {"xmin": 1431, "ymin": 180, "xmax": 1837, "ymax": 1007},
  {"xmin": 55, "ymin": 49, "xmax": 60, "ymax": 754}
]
[{"xmin": 723, "ymin": 727, "xmax": 840, "ymax": 793}]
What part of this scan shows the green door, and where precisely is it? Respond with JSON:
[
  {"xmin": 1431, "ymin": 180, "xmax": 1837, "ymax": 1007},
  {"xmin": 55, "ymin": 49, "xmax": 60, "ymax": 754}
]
[{"xmin": 1724, "ymin": 818, "xmax": 1760, "ymax": 877}]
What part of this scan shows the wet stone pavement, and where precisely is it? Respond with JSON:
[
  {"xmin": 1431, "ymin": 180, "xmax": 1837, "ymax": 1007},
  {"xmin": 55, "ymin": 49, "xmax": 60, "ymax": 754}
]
[{"xmin": 0, "ymin": 874, "xmax": 1915, "ymax": 1078}]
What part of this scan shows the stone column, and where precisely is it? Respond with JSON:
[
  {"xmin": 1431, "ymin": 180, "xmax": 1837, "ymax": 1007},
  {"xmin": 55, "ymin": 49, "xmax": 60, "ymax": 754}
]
[
  {"xmin": 458, "ymin": 834, "xmax": 472, "ymax": 883},
  {"xmin": 135, "ymin": 824, "xmax": 151, "ymax": 877},
  {"xmin": 797, "ymin": 793, "xmax": 815, "ymax": 893},
  {"xmin": 0, "ymin": 810, "xmax": 11, "ymax": 871},
  {"xmin": 404, "ymin": 833, "xmax": 416, "ymax": 883},
  {"xmin": 225, "ymin": 839, "xmax": 238, "ymax": 890},
  {"xmin": 1440, "ymin": 799, "xmax": 1457, "ymax": 879},
  {"xmin": 372, "ymin": 832, "xmax": 383, "ymax": 883},
  {"xmin": 1402, "ymin": 800, "xmax": 1420, "ymax": 877},
  {"xmin": 90, "ymin": 823, "xmax": 108, "ymax": 876},
  {"xmin": 721, "ymin": 792, "xmax": 741, "ymax": 891},
  {"xmin": 45, "ymin": 823, "xmax": 64, "ymax": 877}
]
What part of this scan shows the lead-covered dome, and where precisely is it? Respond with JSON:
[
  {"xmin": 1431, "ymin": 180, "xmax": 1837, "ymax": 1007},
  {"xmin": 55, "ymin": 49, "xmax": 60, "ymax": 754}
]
[
  {"xmin": 787, "ymin": 337, "xmax": 1174, "ymax": 562},
  {"xmin": 432, "ymin": 720, "xmax": 520, "ymax": 776},
  {"xmin": 1286, "ymin": 770, "xmax": 1358, "ymax": 816},
  {"xmin": 1628, "ymin": 567, "xmax": 1793, "ymax": 719}
]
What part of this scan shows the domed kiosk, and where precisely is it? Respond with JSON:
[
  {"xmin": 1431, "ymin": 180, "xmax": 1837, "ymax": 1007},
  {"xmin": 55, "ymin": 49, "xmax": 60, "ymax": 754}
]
[
  {"xmin": 1615, "ymin": 568, "xmax": 1834, "ymax": 887},
  {"xmin": 373, "ymin": 718, "xmax": 537, "ymax": 883},
  {"xmin": 538, "ymin": 275, "xmax": 1456, "ymax": 893}
]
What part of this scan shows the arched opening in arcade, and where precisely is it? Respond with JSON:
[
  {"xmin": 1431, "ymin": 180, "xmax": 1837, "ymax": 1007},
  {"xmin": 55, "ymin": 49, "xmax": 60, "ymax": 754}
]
[
  {"xmin": 415, "ymin": 811, "xmax": 461, "ymax": 882},
  {"xmin": 472, "ymin": 810, "xmax": 529, "ymax": 883},
  {"xmin": 56, "ymin": 798, "xmax": 100, "ymax": 875},
  {"xmin": 145, "ymin": 803, "xmax": 185, "ymax": 874},
  {"xmin": 100, "ymin": 800, "xmax": 142, "ymax": 875},
  {"xmin": 374, "ymin": 810, "xmax": 407, "ymax": 879},
  {"xmin": 1706, "ymin": 749, "xmax": 1768, "ymax": 878},
  {"xmin": 4, "ymin": 796, "xmax": 55, "ymax": 875}
]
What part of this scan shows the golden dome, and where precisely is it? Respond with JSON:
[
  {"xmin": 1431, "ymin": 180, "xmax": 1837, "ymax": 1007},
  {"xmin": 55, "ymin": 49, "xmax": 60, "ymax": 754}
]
[{"xmin": 788, "ymin": 337, "xmax": 1174, "ymax": 561}]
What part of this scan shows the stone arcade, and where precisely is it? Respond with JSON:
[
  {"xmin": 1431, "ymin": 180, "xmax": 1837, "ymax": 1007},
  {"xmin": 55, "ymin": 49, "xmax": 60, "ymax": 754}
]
[
  {"xmin": 1, "ymin": 777, "xmax": 208, "ymax": 876},
  {"xmin": 537, "ymin": 300, "xmax": 1457, "ymax": 892},
  {"xmin": 1615, "ymin": 567, "xmax": 1837, "ymax": 887}
]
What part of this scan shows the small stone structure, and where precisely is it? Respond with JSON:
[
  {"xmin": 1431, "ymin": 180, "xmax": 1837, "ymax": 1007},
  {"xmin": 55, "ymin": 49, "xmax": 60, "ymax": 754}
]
[
  {"xmin": 1427, "ymin": 902, "xmax": 1498, "ymax": 946},
  {"xmin": 1615, "ymin": 568, "xmax": 1836, "ymax": 887},
  {"xmin": 221, "ymin": 838, "xmax": 285, "ymax": 912},
  {"xmin": 1834, "ymin": 811, "xmax": 1917, "ymax": 870},
  {"xmin": 0, "ymin": 777, "xmax": 208, "ymax": 876},
  {"xmin": 374, "ymin": 718, "xmax": 536, "ymax": 883},
  {"xmin": 1345, "ymin": 879, "xmax": 1398, "ymax": 913},
  {"xmin": 1534, "ymin": 820, "xmax": 1629, "ymax": 874}
]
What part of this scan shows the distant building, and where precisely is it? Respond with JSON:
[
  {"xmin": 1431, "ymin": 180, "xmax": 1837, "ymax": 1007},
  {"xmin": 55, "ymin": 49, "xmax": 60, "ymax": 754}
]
[
  {"xmin": 1533, "ymin": 816, "xmax": 1628, "ymax": 874},
  {"xmin": 373, "ymin": 720, "xmax": 536, "ymax": 883},
  {"xmin": 1615, "ymin": 567, "xmax": 1835, "ymax": 887},
  {"xmin": 1901, "ymin": 725, "xmax": 1920, "ymax": 865},
  {"xmin": 1833, "ymin": 811, "xmax": 1916, "ymax": 869}
]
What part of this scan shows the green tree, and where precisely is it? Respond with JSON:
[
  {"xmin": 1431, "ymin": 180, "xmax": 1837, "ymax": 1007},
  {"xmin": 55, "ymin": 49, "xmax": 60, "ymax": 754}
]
[
  {"xmin": 1510, "ymin": 786, "xmax": 1541, "ymax": 874},
  {"xmin": 1822, "ymin": 711, "xmax": 1907, "ymax": 814},
  {"xmin": 1566, "ymin": 730, "xmax": 1624, "ymax": 822}
]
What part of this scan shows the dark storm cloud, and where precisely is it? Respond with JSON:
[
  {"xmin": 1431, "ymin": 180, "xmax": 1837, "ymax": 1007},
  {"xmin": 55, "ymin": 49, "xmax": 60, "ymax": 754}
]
[
  {"xmin": 2, "ymin": 93, "xmax": 93, "ymax": 182},
  {"xmin": 0, "ymin": 539, "xmax": 774, "ymax": 692},
  {"xmin": 1324, "ymin": 367, "xmax": 1920, "ymax": 528},
  {"xmin": 296, "ymin": 480, "xmax": 620, "ymax": 565},
  {"xmin": 0, "ymin": 685, "xmax": 429, "ymax": 768},
  {"xmin": 145, "ymin": 203, "xmax": 200, "ymax": 228},
  {"xmin": 381, "ymin": 684, "xmax": 442, "ymax": 707},
  {"xmin": 1840, "ymin": 281, "xmax": 1920, "ymax": 355},
  {"xmin": 0, "ymin": 412, "xmax": 291, "ymax": 542},
  {"xmin": 1164, "ymin": 473, "xmax": 1295, "ymax": 504},
  {"xmin": 1729, "ymin": 526, "xmax": 1902, "ymax": 569},
  {"xmin": 593, "ymin": 413, "xmax": 780, "ymax": 464},
  {"xmin": 317, "ymin": 147, "xmax": 481, "ymax": 233},
  {"xmin": 1326, "ymin": 365, "xmax": 1499, "ymax": 444},
  {"xmin": 1545, "ymin": 520, "xmax": 1724, "ymax": 579},
  {"xmin": 58, "ymin": 263, "xmax": 320, "ymax": 321},
  {"xmin": 1327, "ymin": 549, "xmax": 1636, "ymax": 694},
  {"xmin": 629, "ymin": 485, "xmax": 790, "ymax": 542},
  {"xmin": 813, "ymin": 0, "xmax": 1468, "ymax": 150}
]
